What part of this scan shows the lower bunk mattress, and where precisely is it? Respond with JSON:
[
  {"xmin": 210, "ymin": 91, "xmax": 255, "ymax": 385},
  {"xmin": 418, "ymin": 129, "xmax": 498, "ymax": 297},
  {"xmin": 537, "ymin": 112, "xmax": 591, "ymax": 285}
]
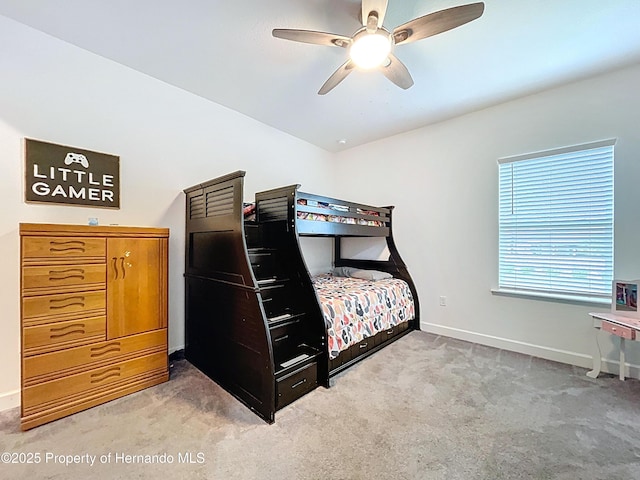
[{"xmin": 312, "ymin": 274, "xmax": 415, "ymax": 360}]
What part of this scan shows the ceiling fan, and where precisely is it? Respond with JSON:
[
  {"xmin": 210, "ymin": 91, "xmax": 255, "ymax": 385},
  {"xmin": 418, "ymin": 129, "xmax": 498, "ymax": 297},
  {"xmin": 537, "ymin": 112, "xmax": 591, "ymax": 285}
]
[{"xmin": 273, "ymin": 0, "xmax": 485, "ymax": 95}]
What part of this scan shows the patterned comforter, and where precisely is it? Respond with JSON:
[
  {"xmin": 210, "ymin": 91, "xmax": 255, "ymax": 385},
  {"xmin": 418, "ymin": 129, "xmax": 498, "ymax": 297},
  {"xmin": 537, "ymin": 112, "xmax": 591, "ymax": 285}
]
[{"xmin": 312, "ymin": 275, "xmax": 415, "ymax": 359}]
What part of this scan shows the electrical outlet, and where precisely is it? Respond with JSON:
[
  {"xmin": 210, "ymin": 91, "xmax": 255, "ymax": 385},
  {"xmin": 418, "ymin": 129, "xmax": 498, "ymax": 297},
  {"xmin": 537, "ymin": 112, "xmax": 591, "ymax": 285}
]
[{"xmin": 439, "ymin": 296, "xmax": 446, "ymax": 306}]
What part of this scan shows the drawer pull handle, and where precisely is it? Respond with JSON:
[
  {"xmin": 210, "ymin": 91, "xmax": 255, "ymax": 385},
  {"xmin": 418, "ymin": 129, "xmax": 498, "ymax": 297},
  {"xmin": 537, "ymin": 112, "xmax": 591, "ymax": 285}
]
[
  {"xmin": 291, "ymin": 378, "xmax": 307, "ymax": 389},
  {"xmin": 112, "ymin": 257, "xmax": 119, "ymax": 279},
  {"xmin": 274, "ymin": 334, "xmax": 289, "ymax": 343},
  {"xmin": 90, "ymin": 342, "xmax": 122, "ymax": 357},
  {"xmin": 359, "ymin": 342, "xmax": 368, "ymax": 349},
  {"xmin": 49, "ymin": 296, "xmax": 85, "ymax": 309},
  {"xmin": 387, "ymin": 330, "xmax": 394, "ymax": 335},
  {"xmin": 48, "ymin": 268, "xmax": 85, "ymax": 281},
  {"xmin": 49, "ymin": 323, "xmax": 86, "ymax": 339},
  {"xmin": 90, "ymin": 367, "xmax": 121, "ymax": 383},
  {"xmin": 49, "ymin": 240, "xmax": 86, "ymax": 253},
  {"xmin": 120, "ymin": 257, "xmax": 126, "ymax": 278},
  {"xmin": 50, "ymin": 328, "xmax": 85, "ymax": 339}
]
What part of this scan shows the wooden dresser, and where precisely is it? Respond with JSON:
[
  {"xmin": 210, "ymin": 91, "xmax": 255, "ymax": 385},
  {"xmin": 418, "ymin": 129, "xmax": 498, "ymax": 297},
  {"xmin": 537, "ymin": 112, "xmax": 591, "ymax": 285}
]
[{"xmin": 20, "ymin": 223, "xmax": 169, "ymax": 430}]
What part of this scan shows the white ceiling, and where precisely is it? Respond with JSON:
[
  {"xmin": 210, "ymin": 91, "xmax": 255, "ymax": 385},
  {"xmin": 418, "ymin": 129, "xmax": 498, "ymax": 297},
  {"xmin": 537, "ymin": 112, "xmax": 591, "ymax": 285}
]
[{"xmin": 1, "ymin": 1, "xmax": 640, "ymax": 152}]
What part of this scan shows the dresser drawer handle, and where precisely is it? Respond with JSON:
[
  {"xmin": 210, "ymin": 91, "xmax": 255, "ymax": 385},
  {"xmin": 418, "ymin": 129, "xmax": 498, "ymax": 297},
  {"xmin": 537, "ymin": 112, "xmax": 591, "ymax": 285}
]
[
  {"xmin": 49, "ymin": 323, "xmax": 86, "ymax": 339},
  {"xmin": 90, "ymin": 367, "xmax": 121, "ymax": 384},
  {"xmin": 387, "ymin": 330, "xmax": 395, "ymax": 335},
  {"xmin": 112, "ymin": 257, "xmax": 119, "ymax": 279},
  {"xmin": 90, "ymin": 342, "xmax": 122, "ymax": 358},
  {"xmin": 274, "ymin": 334, "xmax": 289, "ymax": 343},
  {"xmin": 291, "ymin": 378, "xmax": 307, "ymax": 389},
  {"xmin": 359, "ymin": 342, "xmax": 368, "ymax": 349},
  {"xmin": 49, "ymin": 296, "xmax": 85, "ymax": 309},
  {"xmin": 48, "ymin": 268, "xmax": 85, "ymax": 281},
  {"xmin": 49, "ymin": 240, "xmax": 86, "ymax": 253}
]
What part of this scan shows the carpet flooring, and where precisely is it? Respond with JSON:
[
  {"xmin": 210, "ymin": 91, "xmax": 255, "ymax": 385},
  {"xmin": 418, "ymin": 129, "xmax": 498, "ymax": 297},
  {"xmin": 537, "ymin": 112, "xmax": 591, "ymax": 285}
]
[{"xmin": 1, "ymin": 331, "xmax": 640, "ymax": 479}]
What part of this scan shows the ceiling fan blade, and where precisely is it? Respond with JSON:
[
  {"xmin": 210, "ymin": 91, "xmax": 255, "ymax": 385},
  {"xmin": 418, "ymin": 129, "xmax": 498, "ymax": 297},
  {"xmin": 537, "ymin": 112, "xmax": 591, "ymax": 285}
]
[
  {"xmin": 362, "ymin": 0, "xmax": 388, "ymax": 31},
  {"xmin": 380, "ymin": 54, "xmax": 414, "ymax": 90},
  {"xmin": 393, "ymin": 2, "xmax": 485, "ymax": 45},
  {"xmin": 272, "ymin": 29, "xmax": 352, "ymax": 48},
  {"xmin": 318, "ymin": 60, "xmax": 356, "ymax": 95}
]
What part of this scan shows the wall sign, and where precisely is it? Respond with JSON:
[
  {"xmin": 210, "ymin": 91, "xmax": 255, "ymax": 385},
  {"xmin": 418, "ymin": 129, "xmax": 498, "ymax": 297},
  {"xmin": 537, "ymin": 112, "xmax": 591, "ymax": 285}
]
[{"xmin": 25, "ymin": 138, "xmax": 120, "ymax": 209}]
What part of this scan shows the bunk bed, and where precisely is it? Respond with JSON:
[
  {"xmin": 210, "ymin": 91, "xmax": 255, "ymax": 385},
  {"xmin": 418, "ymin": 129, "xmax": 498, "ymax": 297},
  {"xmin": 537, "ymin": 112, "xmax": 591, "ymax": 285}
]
[
  {"xmin": 256, "ymin": 185, "xmax": 420, "ymax": 376},
  {"xmin": 183, "ymin": 171, "xmax": 420, "ymax": 423}
]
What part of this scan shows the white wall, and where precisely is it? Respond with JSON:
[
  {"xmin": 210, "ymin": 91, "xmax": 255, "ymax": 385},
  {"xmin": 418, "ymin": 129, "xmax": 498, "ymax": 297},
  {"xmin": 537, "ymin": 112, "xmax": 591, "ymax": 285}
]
[
  {"xmin": 0, "ymin": 16, "xmax": 335, "ymax": 410},
  {"xmin": 335, "ymin": 63, "xmax": 640, "ymax": 377},
  {"xmin": 3, "ymin": 14, "xmax": 639, "ymax": 413}
]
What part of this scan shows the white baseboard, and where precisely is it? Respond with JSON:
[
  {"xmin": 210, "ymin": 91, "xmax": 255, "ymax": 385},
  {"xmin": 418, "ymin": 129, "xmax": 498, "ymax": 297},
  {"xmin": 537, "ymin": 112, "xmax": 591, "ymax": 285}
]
[
  {"xmin": 421, "ymin": 323, "xmax": 640, "ymax": 380},
  {"xmin": 0, "ymin": 389, "xmax": 20, "ymax": 412}
]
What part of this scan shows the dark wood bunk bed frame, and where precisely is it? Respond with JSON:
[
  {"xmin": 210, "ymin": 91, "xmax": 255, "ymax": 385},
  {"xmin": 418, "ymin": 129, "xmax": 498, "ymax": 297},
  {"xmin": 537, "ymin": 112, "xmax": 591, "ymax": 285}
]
[{"xmin": 183, "ymin": 171, "xmax": 420, "ymax": 423}]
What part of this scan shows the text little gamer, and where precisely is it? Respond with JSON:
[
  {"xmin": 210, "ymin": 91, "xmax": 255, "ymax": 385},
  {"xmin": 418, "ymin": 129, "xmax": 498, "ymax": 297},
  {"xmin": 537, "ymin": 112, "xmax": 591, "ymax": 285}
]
[
  {"xmin": 25, "ymin": 139, "xmax": 120, "ymax": 209},
  {"xmin": 31, "ymin": 165, "xmax": 115, "ymax": 202}
]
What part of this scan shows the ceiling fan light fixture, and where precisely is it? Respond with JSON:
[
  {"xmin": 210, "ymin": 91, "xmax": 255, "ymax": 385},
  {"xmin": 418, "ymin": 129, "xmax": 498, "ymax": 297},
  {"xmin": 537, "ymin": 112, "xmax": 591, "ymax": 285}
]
[
  {"xmin": 273, "ymin": 1, "xmax": 485, "ymax": 94},
  {"xmin": 349, "ymin": 31, "xmax": 392, "ymax": 69}
]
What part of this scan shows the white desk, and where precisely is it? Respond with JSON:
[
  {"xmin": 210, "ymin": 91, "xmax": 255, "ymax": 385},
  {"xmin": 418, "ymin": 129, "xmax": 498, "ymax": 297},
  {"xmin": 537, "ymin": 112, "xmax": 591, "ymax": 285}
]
[{"xmin": 588, "ymin": 312, "xmax": 640, "ymax": 380}]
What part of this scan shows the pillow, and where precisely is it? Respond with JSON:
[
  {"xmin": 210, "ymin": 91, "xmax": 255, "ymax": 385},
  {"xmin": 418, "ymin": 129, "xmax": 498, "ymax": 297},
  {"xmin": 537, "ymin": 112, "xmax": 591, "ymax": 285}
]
[
  {"xmin": 350, "ymin": 269, "xmax": 392, "ymax": 281},
  {"xmin": 330, "ymin": 266, "xmax": 352, "ymax": 277},
  {"xmin": 331, "ymin": 266, "xmax": 392, "ymax": 281}
]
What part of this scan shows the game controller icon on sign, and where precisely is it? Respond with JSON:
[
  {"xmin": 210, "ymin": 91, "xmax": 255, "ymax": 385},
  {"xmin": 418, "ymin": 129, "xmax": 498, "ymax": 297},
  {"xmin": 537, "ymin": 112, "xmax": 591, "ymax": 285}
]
[{"xmin": 64, "ymin": 153, "xmax": 89, "ymax": 168}]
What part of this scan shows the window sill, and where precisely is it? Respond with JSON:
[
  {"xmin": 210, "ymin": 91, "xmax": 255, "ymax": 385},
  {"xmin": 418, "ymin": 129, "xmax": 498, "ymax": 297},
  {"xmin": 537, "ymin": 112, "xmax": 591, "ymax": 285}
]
[{"xmin": 491, "ymin": 288, "xmax": 611, "ymax": 306}]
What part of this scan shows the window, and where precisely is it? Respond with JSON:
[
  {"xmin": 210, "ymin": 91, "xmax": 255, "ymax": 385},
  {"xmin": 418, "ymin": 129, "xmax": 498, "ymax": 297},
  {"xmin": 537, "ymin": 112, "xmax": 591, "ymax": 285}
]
[{"xmin": 498, "ymin": 139, "xmax": 614, "ymax": 301}]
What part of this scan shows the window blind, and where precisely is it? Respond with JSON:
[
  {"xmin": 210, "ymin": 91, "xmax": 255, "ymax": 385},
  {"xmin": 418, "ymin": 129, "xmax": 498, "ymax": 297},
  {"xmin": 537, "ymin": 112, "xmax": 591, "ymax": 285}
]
[{"xmin": 498, "ymin": 140, "xmax": 614, "ymax": 299}]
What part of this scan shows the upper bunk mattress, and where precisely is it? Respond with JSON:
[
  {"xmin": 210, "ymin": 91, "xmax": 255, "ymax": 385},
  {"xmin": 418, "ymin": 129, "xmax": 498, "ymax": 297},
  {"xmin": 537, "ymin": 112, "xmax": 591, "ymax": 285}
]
[{"xmin": 312, "ymin": 275, "xmax": 415, "ymax": 359}]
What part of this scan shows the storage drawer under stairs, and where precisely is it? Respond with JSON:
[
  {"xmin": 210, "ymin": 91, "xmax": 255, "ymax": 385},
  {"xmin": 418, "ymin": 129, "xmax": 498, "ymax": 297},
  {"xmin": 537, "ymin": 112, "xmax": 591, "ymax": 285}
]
[{"xmin": 276, "ymin": 361, "xmax": 318, "ymax": 409}]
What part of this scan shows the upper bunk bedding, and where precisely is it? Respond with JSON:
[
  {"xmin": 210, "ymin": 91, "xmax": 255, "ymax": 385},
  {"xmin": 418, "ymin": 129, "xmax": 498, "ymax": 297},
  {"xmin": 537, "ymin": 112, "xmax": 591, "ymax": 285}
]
[
  {"xmin": 296, "ymin": 199, "xmax": 384, "ymax": 227},
  {"xmin": 253, "ymin": 185, "xmax": 392, "ymax": 236},
  {"xmin": 313, "ymin": 274, "xmax": 415, "ymax": 359},
  {"xmin": 295, "ymin": 194, "xmax": 390, "ymax": 236}
]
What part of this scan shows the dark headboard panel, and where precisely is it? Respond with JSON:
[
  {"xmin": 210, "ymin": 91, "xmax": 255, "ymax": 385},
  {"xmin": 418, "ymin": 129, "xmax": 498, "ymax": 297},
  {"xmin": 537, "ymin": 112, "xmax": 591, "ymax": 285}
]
[
  {"xmin": 183, "ymin": 170, "xmax": 255, "ymax": 286},
  {"xmin": 184, "ymin": 170, "xmax": 244, "ymax": 232}
]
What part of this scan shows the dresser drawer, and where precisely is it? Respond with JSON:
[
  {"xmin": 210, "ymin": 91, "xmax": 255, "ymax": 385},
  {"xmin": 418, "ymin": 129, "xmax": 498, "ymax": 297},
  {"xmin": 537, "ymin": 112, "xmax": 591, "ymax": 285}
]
[
  {"xmin": 276, "ymin": 361, "xmax": 318, "ymax": 410},
  {"xmin": 350, "ymin": 337, "xmax": 374, "ymax": 358},
  {"xmin": 602, "ymin": 321, "xmax": 636, "ymax": 340},
  {"xmin": 23, "ymin": 264, "xmax": 106, "ymax": 295},
  {"xmin": 22, "ymin": 237, "xmax": 105, "ymax": 263},
  {"xmin": 23, "ymin": 316, "xmax": 106, "ymax": 356},
  {"xmin": 397, "ymin": 321, "xmax": 409, "ymax": 334},
  {"xmin": 23, "ymin": 329, "xmax": 167, "ymax": 383},
  {"xmin": 22, "ymin": 351, "xmax": 167, "ymax": 413},
  {"xmin": 381, "ymin": 326, "xmax": 399, "ymax": 342},
  {"xmin": 22, "ymin": 290, "xmax": 106, "ymax": 321}
]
